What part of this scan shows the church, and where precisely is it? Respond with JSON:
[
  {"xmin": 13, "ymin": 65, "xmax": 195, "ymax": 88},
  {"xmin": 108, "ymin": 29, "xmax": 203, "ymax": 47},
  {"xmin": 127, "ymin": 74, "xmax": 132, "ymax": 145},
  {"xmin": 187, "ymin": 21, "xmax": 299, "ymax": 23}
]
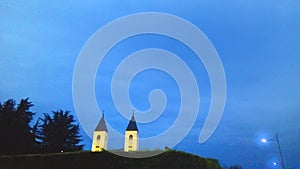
[{"xmin": 91, "ymin": 114, "xmax": 139, "ymax": 152}]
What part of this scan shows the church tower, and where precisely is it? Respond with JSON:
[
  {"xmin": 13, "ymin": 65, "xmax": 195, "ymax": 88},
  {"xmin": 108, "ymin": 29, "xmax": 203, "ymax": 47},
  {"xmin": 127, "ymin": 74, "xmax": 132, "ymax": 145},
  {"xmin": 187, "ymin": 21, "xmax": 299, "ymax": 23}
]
[
  {"xmin": 124, "ymin": 114, "xmax": 139, "ymax": 152},
  {"xmin": 91, "ymin": 114, "xmax": 108, "ymax": 152}
]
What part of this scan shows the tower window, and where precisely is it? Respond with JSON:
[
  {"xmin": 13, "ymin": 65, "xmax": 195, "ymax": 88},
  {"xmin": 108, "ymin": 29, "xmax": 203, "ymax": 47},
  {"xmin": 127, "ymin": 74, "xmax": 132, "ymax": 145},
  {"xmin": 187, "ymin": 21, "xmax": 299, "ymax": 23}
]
[
  {"xmin": 129, "ymin": 134, "xmax": 133, "ymax": 148},
  {"xmin": 97, "ymin": 135, "xmax": 101, "ymax": 140}
]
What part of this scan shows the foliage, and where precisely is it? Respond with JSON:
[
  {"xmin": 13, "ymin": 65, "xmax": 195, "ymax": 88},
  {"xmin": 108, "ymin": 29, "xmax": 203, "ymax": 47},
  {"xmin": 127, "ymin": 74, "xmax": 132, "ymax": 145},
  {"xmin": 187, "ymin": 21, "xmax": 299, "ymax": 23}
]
[
  {"xmin": 226, "ymin": 165, "xmax": 243, "ymax": 169},
  {"xmin": 0, "ymin": 98, "xmax": 83, "ymax": 154},
  {"xmin": 206, "ymin": 158, "xmax": 222, "ymax": 169},
  {"xmin": 37, "ymin": 110, "xmax": 83, "ymax": 152},
  {"xmin": 0, "ymin": 98, "xmax": 36, "ymax": 154}
]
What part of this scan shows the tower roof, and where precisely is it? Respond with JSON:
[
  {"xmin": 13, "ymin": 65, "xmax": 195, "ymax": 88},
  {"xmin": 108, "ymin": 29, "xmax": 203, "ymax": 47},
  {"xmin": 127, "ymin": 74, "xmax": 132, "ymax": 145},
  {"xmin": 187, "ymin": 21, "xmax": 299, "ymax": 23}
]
[
  {"xmin": 95, "ymin": 115, "xmax": 108, "ymax": 132},
  {"xmin": 126, "ymin": 114, "xmax": 138, "ymax": 131}
]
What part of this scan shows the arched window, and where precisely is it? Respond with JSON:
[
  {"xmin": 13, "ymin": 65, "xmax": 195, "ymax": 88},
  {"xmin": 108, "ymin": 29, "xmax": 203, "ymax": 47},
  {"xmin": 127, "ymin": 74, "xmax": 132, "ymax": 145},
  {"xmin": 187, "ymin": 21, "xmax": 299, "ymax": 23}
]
[
  {"xmin": 128, "ymin": 135, "xmax": 133, "ymax": 148},
  {"xmin": 97, "ymin": 135, "xmax": 101, "ymax": 140}
]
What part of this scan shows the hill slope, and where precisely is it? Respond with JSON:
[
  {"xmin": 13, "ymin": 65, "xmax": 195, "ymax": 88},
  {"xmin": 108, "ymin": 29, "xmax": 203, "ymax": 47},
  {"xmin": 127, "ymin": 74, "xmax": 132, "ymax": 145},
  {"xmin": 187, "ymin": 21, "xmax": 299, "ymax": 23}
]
[{"xmin": 0, "ymin": 150, "xmax": 222, "ymax": 169}]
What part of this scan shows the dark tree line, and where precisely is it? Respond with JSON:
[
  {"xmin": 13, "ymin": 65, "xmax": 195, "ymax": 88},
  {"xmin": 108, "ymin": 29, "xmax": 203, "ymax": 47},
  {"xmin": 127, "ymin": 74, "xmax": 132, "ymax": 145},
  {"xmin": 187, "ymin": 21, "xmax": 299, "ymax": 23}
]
[
  {"xmin": 0, "ymin": 98, "xmax": 83, "ymax": 155},
  {"xmin": 37, "ymin": 110, "xmax": 83, "ymax": 152},
  {"xmin": 224, "ymin": 165, "xmax": 244, "ymax": 169}
]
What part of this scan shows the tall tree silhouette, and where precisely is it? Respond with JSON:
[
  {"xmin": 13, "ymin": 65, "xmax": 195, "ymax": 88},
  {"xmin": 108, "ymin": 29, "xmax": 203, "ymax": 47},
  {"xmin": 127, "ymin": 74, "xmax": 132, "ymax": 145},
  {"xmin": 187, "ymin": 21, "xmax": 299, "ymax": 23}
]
[
  {"xmin": 0, "ymin": 98, "xmax": 36, "ymax": 154},
  {"xmin": 38, "ymin": 110, "xmax": 83, "ymax": 152}
]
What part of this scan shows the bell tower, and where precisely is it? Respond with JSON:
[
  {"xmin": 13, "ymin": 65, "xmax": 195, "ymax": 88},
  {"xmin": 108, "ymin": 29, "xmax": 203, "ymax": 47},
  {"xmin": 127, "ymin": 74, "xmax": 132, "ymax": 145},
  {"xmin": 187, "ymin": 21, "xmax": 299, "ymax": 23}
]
[
  {"xmin": 124, "ymin": 114, "xmax": 139, "ymax": 152},
  {"xmin": 91, "ymin": 114, "xmax": 108, "ymax": 152}
]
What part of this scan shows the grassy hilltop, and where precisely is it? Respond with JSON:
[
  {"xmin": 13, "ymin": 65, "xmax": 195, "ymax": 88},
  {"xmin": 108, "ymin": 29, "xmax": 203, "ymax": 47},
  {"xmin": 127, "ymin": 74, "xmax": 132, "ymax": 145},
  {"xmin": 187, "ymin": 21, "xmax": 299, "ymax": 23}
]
[{"xmin": 0, "ymin": 150, "xmax": 222, "ymax": 169}]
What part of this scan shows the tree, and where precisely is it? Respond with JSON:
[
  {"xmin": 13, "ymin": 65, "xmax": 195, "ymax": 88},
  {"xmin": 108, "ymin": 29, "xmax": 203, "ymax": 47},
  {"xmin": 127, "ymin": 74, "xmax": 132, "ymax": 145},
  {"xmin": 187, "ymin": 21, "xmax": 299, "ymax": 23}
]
[
  {"xmin": 37, "ymin": 110, "xmax": 83, "ymax": 152},
  {"xmin": 227, "ymin": 165, "xmax": 243, "ymax": 169},
  {"xmin": 0, "ymin": 98, "xmax": 36, "ymax": 154}
]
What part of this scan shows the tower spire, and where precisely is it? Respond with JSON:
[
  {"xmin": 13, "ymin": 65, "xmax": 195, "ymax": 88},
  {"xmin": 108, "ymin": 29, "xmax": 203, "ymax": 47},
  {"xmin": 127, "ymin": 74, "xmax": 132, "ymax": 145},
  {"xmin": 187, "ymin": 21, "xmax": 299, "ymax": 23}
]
[
  {"xmin": 91, "ymin": 112, "xmax": 108, "ymax": 152},
  {"xmin": 126, "ymin": 112, "xmax": 138, "ymax": 131},
  {"xmin": 124, "ymin": 109, "xmax": 139, "ymax": 152},
  {"xmin": 95, "ymin": 113, "xmax": 108, "ymax": 132}
]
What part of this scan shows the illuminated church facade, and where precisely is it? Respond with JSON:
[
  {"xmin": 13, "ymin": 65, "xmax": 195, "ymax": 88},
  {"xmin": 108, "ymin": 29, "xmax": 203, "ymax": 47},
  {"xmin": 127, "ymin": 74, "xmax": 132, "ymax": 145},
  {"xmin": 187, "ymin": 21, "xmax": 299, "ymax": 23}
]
[{"xmin": 91, "ymin": 114, "xmax": 139, "ymax": 152}]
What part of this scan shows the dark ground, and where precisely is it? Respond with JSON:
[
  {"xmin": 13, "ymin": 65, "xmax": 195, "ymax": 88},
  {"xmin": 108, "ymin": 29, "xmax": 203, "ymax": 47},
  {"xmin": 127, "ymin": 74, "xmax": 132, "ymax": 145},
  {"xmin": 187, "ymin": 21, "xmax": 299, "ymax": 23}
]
[{"xmin": 0, "ymin": 150, "xmax": 222, "ymax": 169}]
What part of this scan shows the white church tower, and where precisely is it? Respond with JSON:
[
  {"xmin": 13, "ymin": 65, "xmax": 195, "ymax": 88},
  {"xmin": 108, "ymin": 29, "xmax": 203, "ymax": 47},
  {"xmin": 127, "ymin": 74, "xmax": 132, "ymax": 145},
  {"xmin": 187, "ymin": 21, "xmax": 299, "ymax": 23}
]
[
  {"xmin": 91, "ymin": 114, "xmax": 108, "ymax": 152},
  {"xmin": 124, "ymin": 114, "xmax": 139, "ymax": 152}
]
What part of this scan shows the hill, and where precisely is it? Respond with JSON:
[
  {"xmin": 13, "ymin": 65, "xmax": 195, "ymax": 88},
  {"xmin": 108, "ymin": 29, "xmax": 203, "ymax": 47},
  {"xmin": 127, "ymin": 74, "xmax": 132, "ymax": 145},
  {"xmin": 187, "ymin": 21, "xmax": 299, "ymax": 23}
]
[{"xmin": 0, "ymin": 150, "xmax": 222, "ymax": 169}]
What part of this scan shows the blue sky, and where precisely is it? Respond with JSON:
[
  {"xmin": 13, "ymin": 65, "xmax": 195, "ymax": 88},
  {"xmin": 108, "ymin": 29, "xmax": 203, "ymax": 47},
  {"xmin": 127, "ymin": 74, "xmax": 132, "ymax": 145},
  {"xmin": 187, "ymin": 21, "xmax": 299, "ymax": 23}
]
[{"xmin": 1, "ymin": 1, "xmax": 299, "ymax": 169}]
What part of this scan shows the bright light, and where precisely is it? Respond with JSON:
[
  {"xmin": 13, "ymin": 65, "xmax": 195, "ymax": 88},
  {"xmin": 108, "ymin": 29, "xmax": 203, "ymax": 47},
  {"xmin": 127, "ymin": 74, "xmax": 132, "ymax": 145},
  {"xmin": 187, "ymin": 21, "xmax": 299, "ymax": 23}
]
[
  {"xmin": 261, "ymin": 138, "xmax": 267, "ymax": 143},
  {"xmin": 273, "ymin": 162, "xmax": 278, "ymax": 165}
]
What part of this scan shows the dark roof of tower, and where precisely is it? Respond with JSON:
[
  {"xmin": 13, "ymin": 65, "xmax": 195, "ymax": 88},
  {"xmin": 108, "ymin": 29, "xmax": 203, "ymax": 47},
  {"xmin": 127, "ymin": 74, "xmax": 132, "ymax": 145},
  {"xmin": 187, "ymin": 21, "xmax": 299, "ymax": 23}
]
[
  {"xmin": 95, "ymin": 115, "xmax": 108, "ymax": 132},
  {"xmin": 126, "ymin": 114, "xmax": 138, "ymax": 131}
]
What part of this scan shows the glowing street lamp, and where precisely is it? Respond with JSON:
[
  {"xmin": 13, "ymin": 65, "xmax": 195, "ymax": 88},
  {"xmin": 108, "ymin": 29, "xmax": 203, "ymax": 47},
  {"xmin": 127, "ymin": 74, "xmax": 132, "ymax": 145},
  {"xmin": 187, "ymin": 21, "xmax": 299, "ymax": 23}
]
[
  {"xmin": 261, "ymin": 134, "xmax": 285, "ymax": 169},
  {"xmin": 261, "ymin": 138, "xmax": 267, "ymax": 143}
]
